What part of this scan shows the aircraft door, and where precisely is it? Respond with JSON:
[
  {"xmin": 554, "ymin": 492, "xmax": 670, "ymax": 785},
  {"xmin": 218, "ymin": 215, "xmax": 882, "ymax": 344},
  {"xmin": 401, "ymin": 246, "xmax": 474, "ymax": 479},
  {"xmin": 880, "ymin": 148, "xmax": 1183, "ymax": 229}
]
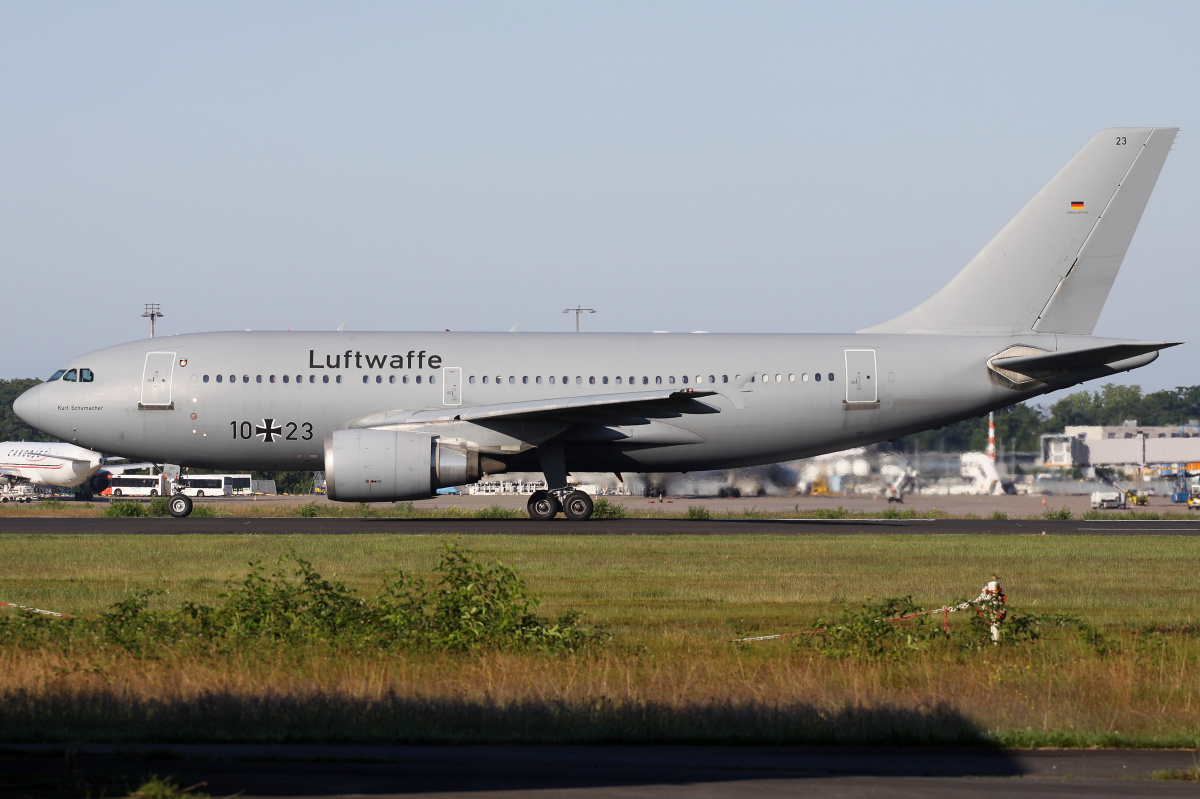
[
  {"xmin": 844, "ymin": 349, "xmax": 877, "ymax": 404},
  {"xmin": 443, "ymin": 367, "xmax": 462, "ymax": 406},
  {"xmin": 140, "ymin": 351, "xmax": 176, "ymax": 410}
]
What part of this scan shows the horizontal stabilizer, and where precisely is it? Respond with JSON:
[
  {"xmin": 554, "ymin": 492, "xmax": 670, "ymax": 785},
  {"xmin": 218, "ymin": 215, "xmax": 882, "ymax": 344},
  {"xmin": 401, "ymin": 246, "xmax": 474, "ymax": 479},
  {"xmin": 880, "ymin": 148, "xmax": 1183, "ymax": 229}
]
[{"xmin": 991, "ymin": 341, "xmax": 1180, "ymax": 372}]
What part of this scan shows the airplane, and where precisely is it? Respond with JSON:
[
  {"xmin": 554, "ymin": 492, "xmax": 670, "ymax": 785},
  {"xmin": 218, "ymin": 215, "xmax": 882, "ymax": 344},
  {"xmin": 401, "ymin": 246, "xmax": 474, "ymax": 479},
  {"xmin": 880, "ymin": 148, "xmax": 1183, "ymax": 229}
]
[
  {"xmin": 0, "ymin": 441, "xmax": 106, "ymax": 497},
  {"xmin": 11, "ymin": 127, "xmax": 1182, "ymax": 519}
]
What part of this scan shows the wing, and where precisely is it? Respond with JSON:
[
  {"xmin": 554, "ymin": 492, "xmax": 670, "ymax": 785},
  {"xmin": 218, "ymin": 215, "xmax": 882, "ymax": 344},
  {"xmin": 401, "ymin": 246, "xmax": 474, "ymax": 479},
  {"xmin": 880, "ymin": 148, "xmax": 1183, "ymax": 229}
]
[{"xmin": 347, "ymin": 388, "xmax": 721, "ymax": 429}]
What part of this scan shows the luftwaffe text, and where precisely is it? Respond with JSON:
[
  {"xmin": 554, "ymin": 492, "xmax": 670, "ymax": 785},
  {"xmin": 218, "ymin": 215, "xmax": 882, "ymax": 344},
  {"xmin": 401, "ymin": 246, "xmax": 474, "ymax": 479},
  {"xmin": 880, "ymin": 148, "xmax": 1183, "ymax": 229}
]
[{"xmin": 308, "ymin": 350, "xmax": 443, "ymax": 370}]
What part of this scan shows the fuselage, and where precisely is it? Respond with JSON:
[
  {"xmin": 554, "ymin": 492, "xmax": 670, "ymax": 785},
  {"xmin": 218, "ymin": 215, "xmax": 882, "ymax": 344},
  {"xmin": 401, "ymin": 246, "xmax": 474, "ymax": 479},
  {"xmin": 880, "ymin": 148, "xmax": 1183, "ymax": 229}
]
[
  {"xmin": 0, "ymin": 441, "xmax": 104, "ymax": 488},
  {"xmin": 12, "ymin": 330, "xmax": 1147, "ymax": 475}
]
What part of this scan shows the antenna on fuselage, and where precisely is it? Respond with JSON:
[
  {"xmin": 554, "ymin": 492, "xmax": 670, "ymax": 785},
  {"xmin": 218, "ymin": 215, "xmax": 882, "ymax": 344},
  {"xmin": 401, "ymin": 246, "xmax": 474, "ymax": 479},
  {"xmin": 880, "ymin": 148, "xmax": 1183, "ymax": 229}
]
[{"xmin": 142, "ymin": 303, "xmax": 163, "ymax": 338}]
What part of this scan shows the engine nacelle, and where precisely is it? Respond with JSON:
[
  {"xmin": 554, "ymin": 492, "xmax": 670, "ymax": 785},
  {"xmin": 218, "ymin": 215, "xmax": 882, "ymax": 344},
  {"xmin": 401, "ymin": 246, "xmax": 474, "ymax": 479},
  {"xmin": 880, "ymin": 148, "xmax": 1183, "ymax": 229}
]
[{"xmin": 324, "ymin": 429, "xmax": 504, "ymax": 502}]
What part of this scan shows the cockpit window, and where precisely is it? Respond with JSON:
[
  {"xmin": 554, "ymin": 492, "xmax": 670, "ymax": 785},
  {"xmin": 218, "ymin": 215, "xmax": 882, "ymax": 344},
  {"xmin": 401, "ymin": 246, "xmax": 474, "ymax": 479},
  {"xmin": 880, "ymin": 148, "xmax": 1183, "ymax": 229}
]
[
  {"xmin": 80, "ymin": 368, "xmax": 94, "ymax": 382},
  {"xmin": 63, "ymin": 369, "xmax": 78, "ymax": 382},
  {"xmin": 48, "ymin": 369, "xmax": 66, "ymax": 382}
]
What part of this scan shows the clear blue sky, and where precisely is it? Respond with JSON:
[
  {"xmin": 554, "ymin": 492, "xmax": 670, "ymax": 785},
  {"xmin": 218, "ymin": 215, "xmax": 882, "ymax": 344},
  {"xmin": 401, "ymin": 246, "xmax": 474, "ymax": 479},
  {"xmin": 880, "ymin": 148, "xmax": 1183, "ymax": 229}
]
[{"xmin": 2, "ymin": 1, "xmax": 1197, "ymax": 406}]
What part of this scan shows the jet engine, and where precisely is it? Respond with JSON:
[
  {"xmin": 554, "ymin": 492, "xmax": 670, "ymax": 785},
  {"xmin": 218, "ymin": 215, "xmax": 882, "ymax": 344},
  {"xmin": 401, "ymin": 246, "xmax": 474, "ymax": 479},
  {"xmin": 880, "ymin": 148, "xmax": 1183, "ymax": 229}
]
[{"xmin": 324, "ymin": 429, "xmax": 505, "ymax": 502}]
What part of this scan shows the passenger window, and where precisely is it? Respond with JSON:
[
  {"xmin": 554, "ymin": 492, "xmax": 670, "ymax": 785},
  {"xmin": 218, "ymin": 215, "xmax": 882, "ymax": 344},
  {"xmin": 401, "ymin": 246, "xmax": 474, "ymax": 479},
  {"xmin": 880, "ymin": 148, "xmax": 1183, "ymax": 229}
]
[
  {"xmin": 48, "ymin": 369, "xmax": 66, "ymax": 382},
  {"xmin": 576, "ymin": 376, "xmax": 582, "ymax": 385},
  {"xmin": 402, "ymin": 375, "xmax": 409, "ymax": 384},
  {"xmin": 297, "ymin": 375, "xmax": 302, "ymax": 383},
  {"xmin": 682, "ymin": 376, "xmax": 688, "ymax": 384},
  {"xmin": 709, "ymin": 375, "xmax": 716, "ymax": 383},
  {"xmin": 242, "ymin": 375, "xmax": 248, "ymax": 383},
  {"xmin": 256, "ymin": 376, "xmax": 262, "ymax": 383},
  {"xmin": 642, "ymin": 377, "xmax": 648, "ymax": 385},
  {"xmin": 376, "ymin": 376, "xmax": 382, "ymax": 384},
  {"xmin": 695, "ymin": 376, "xmax": 702, "ymax": 385},
  {"xmin": 722, "ymin": 375, "xmax": 729, "ymax": 383},
  {"xmin": 655, "ymin": 376, "xmax": 662, "ymax": 384},
  {"xmin": 270, "ymin": 375, "xmax": 276, "ymax": 383},
  {"xmin": 776, "ymin": 374, "xmax": 782, "ymax": 383},
  {"xmin": 309, "ymin": 375, "xmax": 315, "ymax": 383},
  {"xmin": 80, "ymin": 369, "xmax": 94, "ymax": 382},
  {"xmin": 615, "ymin": 377, "xmax": 622, "ymax": 384},
  {"xmin": 802, "ymin": 373, "xmax": 809, "ymax": 382},
  {"xmin": 523, "ymin": 376, "xmax": 529, "ymax": 384},
  {"xmin": 668, "ymin": 376, "xmax": 674, "ymax": 384},
  {"xmin": 430, "ymin": 375, "xmax": 436, "ymax": 384},
  {"xmin": 815, "ymin": 373, "xmax": 821, "ymax": 382},
  {"xmin": 336, "ymin": 375, "xmax": 342, "ymax": 384},
  {"xmin": 828, "ymin": 373, "xmax": 835, "ymax": 382},
  {"xmin": 363, "ymin": 376, "xmax": 369, "ymax": 384},
  {"xmin": 389, "ymin": 375, "xmax": 396, "ymax": 384},
  {"xmin": 482, "ymin": 376, "xmax": 489, "ymax": 384},
  {"xmin": 590, "ymin": 376, "xmax": 596, "ymax": 385},
  {"xmin": 509, "ymin": 376, "xmax": 515, "ymax": 384},
  {"xmin": 469, "ymin": 376, "xmax": 476, "ymax": 384},
  {"xmin": 203, "ymin": 375, "xmax": 210, "ymax": 383},
  {"xmin": 416, "ymin": 375, "xmax": 422, "ymax": 384},
  {"xmin": 283, "ymin": 375, "xmax": 290, "ymax": 383},
  {"xmin": 536, "ymin": 376, "xmax": 543, "ymax": 384},
  {"xmin": 789, "ymin": 374, "xmax": 795, "ymax": 382},
  {"xmin": 564, "ymin": 377, "xmax": 569, "ymax": 385},
  {"xmin": 63, "ymin": 369, "xmax": 77, "ymax": 382},
  {"xmin": 602, "ymin": 376, "xmax": 608, "ymax": 384},
  {"xmin": 549, "ymin": 376, "xmax": 555, "ymax": 384},
  {"xmin": 214, "ymin": 375, "xmax": 221, "ymax": 383},
  {"xmin": 323, "ymin": 375, "xmax": 330, "ymax": 384}
]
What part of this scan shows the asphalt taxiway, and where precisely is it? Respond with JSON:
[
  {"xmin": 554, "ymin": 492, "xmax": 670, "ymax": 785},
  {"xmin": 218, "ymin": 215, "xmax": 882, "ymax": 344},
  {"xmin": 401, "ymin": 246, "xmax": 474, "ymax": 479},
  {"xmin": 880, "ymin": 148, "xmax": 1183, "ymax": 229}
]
[
  {"xmin": 2, "ymin": 516, "xmax": 1200, "ymax": 535},
  {"xmin": 6, "ymin": 743, "xmax": 1200, "ymax": 798}
]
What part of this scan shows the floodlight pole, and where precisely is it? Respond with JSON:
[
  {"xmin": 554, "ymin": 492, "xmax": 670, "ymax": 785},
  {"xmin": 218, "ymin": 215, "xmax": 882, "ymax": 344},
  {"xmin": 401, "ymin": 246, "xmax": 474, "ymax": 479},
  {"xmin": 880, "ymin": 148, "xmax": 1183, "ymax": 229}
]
[
  {"xmin": 563, "ymin": 306, "xmax": 596, "ymax": 332},
  {"xmin": 142, "ymin": 303, "xmax": 163, "ymax": 338}
]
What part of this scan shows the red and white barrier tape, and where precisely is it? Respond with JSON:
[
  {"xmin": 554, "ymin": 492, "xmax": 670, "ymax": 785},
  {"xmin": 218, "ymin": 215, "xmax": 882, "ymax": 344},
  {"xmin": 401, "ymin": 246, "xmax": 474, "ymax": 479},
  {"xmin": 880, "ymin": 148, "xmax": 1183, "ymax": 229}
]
[{"xmin": 0, "ymin": 600, "xmax": 75, "ymax": 618}]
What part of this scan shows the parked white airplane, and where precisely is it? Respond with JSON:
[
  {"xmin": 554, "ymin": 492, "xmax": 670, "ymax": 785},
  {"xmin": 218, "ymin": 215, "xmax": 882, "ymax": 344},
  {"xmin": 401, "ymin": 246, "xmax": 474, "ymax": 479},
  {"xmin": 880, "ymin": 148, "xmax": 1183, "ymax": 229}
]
[
  {"xmin": 0, "ymin": 442, "xmax": 105, "ymax": 490},
  {"xmin": 12, "ymin": 127, "xmax": 1183, "ymax": 519}
]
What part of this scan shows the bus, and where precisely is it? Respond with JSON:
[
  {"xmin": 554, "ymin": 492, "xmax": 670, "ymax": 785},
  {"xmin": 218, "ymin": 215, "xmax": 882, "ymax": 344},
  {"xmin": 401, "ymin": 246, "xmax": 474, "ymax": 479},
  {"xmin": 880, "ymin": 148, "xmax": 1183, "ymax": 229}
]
[
  {"xmin": 105, "ymin": 475, "xmax": 169, "ymax": 497},
  {"xmin": 178, "ymin": 476, "xmax": 233, "ymax": 497}
]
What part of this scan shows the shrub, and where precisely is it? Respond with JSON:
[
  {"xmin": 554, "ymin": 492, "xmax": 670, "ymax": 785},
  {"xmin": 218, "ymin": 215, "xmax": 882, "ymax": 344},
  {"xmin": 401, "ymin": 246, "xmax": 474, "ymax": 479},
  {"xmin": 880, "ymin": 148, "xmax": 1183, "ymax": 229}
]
[
  {"xmin": 685, "ymin": 505, "xmax": 712, "ymax": 520},
  {"xmin": 807, "ymin": 506, "xmax": 851, "ymax": 519},
  {"xmin": 189, "ymin": 504, "xmax": 218, "ymax": 518},
  {"xmin": 1042, "ymin": 506, "xmax": 1072, "ymax": 520},
  {"xmin": 991, "ymin": 511, "xmax": 1008, "ymax": 520},
  {"xmin": 147, "ymin": 496, "xmax": 171, "ymax": 517},
  {"xmin": 0, "ymin": 545, "xmax": 603, "ymax": 655},
  {"xmin": 473, "ymin": 505, "xmax": 520, "ymax": 519},
  {"xmin": 38, "ymin": 499, "xmax": 67, "ymax": 510},
  {"xmin": 296, "ymin": 503, "xmax": 320, "ymax": 518},
  {"xmin": 591, "ymin": 497, "xmax": 626, "ymax": 519},
  {"xmin": 102, "ymin": 500, "xmax": 146, "ymax": 518}
]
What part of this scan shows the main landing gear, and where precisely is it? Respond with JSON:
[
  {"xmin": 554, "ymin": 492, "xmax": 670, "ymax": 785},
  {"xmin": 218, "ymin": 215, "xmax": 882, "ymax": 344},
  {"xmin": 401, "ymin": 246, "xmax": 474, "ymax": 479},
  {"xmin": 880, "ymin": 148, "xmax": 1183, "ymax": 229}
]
[{"xmin": 527, "ymin": 488, "xmax": 594, "ymax": 521}]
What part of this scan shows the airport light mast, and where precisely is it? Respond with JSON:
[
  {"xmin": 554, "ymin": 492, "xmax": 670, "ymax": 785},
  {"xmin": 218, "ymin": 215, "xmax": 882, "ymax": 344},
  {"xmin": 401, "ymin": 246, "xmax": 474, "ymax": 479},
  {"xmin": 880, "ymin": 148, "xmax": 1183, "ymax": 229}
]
[
  {"xmin": 563, "ymin": 306, "xmax": 595, "ymax": 332},
  {"xmin": 142, "ymin": 303, "xmax": 163, "ymax": 338}
]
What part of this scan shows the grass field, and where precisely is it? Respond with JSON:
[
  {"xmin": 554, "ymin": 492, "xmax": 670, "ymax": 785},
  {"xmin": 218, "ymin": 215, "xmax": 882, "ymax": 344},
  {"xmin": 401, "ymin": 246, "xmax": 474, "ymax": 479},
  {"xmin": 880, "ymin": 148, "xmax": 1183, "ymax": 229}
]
[{"xmin": 2, "ymin": 533, "xmax": 1199, "ymax": 747}]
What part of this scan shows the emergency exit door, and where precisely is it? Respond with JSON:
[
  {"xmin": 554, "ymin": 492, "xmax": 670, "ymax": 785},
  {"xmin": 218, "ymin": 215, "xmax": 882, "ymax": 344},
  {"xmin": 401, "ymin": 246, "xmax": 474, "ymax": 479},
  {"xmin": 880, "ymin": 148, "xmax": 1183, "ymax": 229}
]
[{"xmin": 844, "ymin": 349, "xmax": 877, "ymax": 404}]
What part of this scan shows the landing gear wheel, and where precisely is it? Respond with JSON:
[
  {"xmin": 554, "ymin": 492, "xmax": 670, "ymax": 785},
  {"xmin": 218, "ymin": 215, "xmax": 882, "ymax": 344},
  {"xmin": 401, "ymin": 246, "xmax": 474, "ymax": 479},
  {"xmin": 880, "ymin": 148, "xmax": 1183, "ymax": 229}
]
[
  {"xmin": 168, "ymin": 494, "xmax": 193, "ymax": 518},
  {"xmin": 527, "ymin": 490, "xmax": 560, "ymax": 521},
  {"xmin": 562, "ymin": 491, "xmax": 594, "ymax": 521}
]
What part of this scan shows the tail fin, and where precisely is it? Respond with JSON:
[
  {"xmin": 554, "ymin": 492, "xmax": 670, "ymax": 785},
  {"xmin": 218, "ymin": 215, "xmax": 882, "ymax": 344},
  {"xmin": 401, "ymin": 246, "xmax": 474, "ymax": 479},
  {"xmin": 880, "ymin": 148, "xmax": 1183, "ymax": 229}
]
[{"xmin": 861, "ymin": 127, "xmax": 1177, "ymax": 335}]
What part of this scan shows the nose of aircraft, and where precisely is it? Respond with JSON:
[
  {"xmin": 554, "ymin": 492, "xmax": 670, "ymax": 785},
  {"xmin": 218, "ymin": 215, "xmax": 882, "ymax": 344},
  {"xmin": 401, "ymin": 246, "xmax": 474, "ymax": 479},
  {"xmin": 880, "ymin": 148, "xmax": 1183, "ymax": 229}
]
[{"xmin": 13, "ymin": 385, "xmax": 40, "ymax": 429}]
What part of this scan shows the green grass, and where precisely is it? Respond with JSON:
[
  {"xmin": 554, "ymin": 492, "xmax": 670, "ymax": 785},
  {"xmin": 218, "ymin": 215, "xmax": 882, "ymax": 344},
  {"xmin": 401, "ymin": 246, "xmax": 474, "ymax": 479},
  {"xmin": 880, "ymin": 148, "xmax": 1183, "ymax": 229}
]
[
  {"xmin": 3, "ymin": 534, "xmax": 1200, "ymax": 748},
  {"xmin": 1, "ymin": 534, "xmax": 1197, "ymax": 631}
]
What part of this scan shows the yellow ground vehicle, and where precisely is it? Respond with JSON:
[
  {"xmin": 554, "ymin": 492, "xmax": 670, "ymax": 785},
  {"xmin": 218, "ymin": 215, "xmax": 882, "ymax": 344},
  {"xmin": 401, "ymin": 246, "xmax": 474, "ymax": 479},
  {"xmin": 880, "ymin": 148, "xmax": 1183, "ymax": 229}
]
[{"xmin": 1188, "ymin": 493, "xmax": 1200, "ymax": 510}]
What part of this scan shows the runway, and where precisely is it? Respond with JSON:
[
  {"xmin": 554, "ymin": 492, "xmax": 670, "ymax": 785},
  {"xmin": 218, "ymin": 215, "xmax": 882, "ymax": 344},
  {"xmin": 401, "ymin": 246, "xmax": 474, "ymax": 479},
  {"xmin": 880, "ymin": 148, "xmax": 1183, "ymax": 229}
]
[
  {"xmin": 6, "ymin": 743, "xmax": 1199, "ymax": 797},
  {"xmin": 3, "ymin": 516, "xmax": 1200, "ymax": 535}
]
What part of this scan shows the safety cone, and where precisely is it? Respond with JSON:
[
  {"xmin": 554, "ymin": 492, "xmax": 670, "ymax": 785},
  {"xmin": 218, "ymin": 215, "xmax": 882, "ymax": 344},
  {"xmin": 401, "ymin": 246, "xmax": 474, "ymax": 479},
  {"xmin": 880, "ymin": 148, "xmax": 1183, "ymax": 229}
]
[{"xmin": 1041, "ymin": 497, "xmax": 1046, "ymax": 505}]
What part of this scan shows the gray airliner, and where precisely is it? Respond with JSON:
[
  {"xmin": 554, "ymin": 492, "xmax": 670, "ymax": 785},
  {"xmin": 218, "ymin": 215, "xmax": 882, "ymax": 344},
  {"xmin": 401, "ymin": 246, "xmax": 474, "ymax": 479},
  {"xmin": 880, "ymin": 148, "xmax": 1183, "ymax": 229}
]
[{"xmin": 13, "ymin": 127, "xmax": 1181, "ymax": 519}]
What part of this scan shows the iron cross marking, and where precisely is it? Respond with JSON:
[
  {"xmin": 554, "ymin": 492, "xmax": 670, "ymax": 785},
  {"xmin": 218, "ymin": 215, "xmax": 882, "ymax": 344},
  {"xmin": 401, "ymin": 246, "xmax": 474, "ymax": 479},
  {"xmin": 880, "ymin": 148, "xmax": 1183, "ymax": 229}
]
[{"xmin": 255, "ymin": 419, "xmax": 283, "ymax": 443}]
